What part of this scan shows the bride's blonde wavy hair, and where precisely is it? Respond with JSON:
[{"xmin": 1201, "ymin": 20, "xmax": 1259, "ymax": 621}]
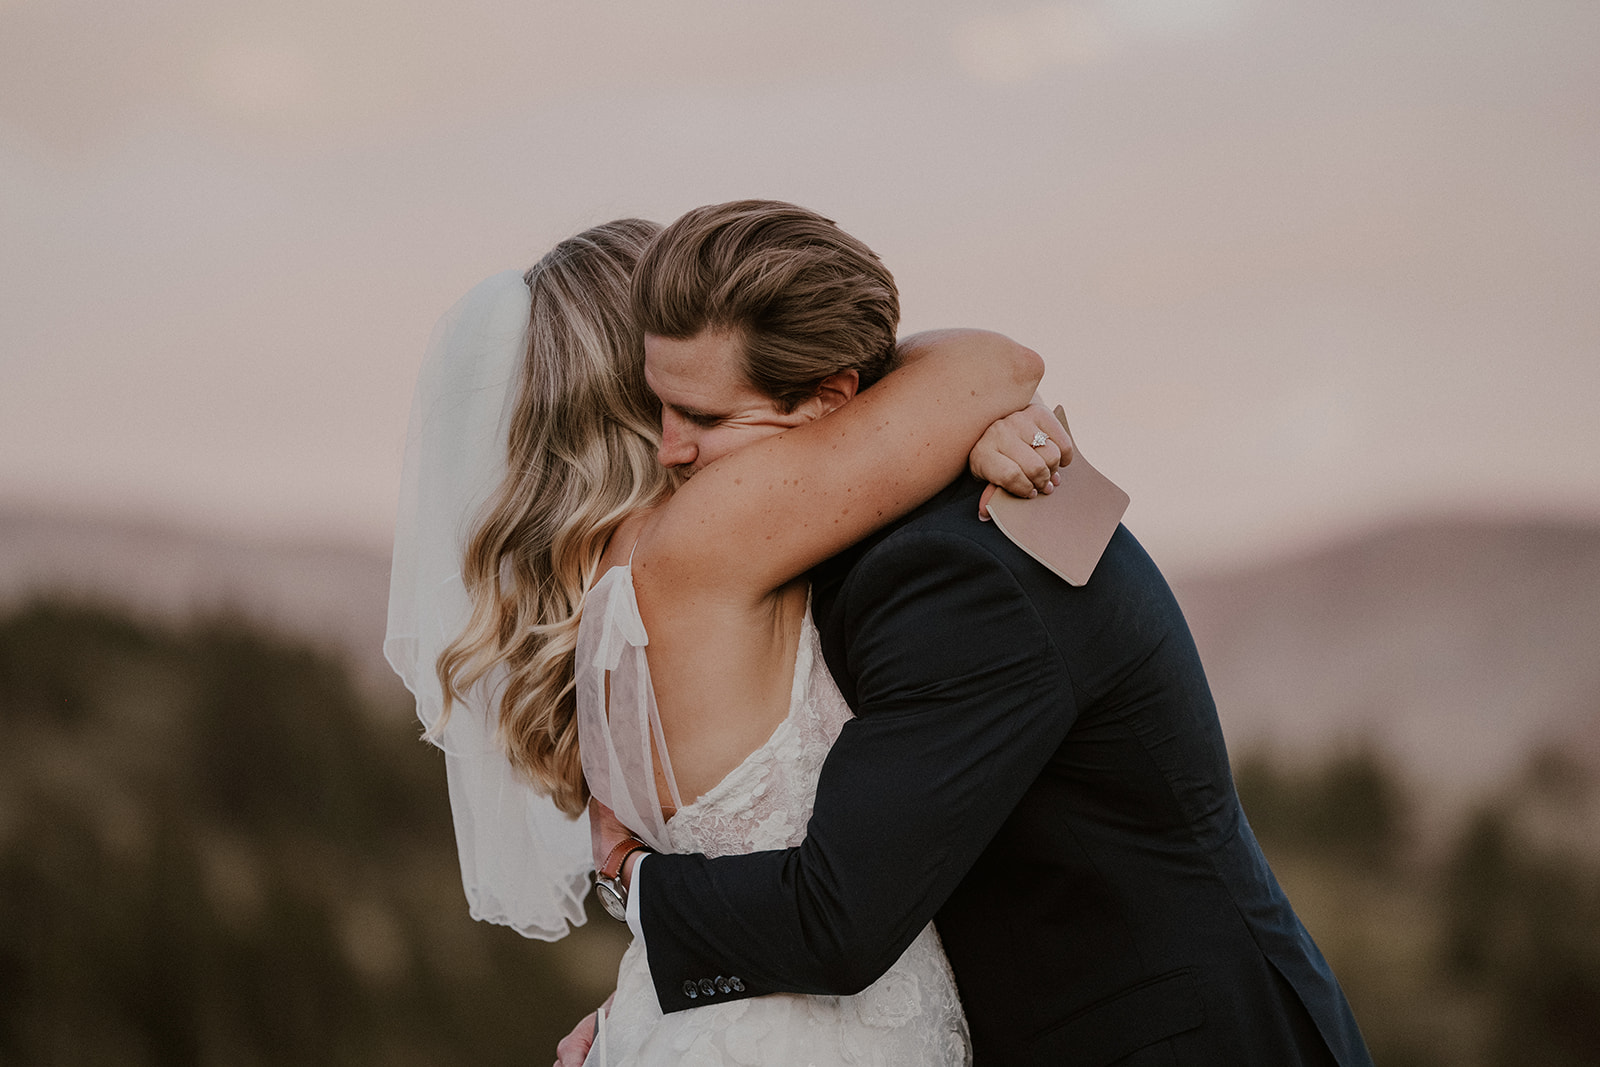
[{"xmin": 435, "ymin": 218, "xmax": 671, "ymax": 817}]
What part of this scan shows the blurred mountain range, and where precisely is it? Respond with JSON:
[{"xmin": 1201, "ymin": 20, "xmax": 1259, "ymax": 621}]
[
  {"xmin": 1174, "ymin": 518, "xmax": 1600, "ymax": 813},
  {"xmin": 0, "ymin": 509, "xmax": 401, "ymax": 696},
  {"xmin": 4, "ymin": 506, "xmax": 1597, "ymax": 819}
]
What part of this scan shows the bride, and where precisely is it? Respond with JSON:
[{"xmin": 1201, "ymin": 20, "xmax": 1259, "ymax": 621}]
[{"xmin": 386, "ymin": 212, "xmax": 1060, "ymax": 1065}]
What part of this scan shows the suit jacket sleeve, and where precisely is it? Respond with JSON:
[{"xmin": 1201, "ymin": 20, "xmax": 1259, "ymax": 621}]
[{"xmin": 636, "ymin": 526, "xmax": 1079, "ymax": 1012}]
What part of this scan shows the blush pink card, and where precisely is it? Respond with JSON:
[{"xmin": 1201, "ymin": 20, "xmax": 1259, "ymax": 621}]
[{"xmin": 986, "ymin": 406, "xmax": 1130, "ymax": 587}]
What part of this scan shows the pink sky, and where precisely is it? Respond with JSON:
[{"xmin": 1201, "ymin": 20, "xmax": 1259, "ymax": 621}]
[{"xmin": 2, "ymin": 0, "xmax": 1597, "ymax": 572}]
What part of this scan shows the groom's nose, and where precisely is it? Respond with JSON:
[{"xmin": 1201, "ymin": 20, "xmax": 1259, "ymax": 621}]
[{"xmin": 657, "ymin": 412, "xmax": 698, "ymax": 471}]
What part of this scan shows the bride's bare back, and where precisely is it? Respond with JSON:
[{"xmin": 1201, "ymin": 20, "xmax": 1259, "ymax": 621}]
[{"xmin": 595, "ymin": 509, "xmax": 810, "ymax": 815}]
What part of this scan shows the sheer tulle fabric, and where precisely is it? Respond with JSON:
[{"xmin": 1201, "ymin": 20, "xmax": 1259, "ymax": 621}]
[
  {"xmin": 384, "ymin": 270, "xmax": 591, "ymax": 940},
  {"xmin": 576, "ymin": 560, "xmax": 683, "ymax": 853}
]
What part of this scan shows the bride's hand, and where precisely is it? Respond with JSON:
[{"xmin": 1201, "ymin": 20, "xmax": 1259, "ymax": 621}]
[
  {"xmin": 553, "ymin": 1012, "xmax": 596, "ymax": 1067},
  {"xmin": 969, "ymin": 403, "xmax": 1073, "ymax": 518},
  {"xmin": 554, "ymin": 993, "xmax": 616, "ymax": 1067}
]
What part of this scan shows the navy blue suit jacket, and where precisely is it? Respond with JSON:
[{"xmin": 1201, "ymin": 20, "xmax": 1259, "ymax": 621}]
[{"xmin": 636, "ymin": 477, "xmax": 1372, "ymax": 1065}]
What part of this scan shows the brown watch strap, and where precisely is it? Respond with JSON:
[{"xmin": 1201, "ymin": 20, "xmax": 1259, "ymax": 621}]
[{"xmin": 599, "ymin": 837, "xmax": 650, "ymax": 881}]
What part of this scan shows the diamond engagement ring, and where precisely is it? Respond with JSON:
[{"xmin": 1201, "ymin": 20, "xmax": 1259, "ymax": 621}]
[{"xmin": 1031, "ymin": 431, "xmax": 1051, "ymax": 448}]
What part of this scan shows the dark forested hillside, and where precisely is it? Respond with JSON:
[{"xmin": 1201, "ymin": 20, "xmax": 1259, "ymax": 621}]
[
  {"xmin": 1233, "ymin": 746, "xmax": 1600, "ymax": 1067},
  {"xmin": 0, "ymin": 601, "xmax": 627, "ymax": 1066},
  {"xmin": 3, "ymin": 599, "xmax": 1597, "ymax": 1065}
]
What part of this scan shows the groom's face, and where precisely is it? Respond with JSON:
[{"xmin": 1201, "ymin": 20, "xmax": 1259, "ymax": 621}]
[{"xmin": 645, "ymin": 329, "xmax": 820, "ymax": 480}]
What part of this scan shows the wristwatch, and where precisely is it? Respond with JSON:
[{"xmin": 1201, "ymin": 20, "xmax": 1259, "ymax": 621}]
[{"xmin": 595, "ymin": 836, "xmax": 651, "ymax": 922}]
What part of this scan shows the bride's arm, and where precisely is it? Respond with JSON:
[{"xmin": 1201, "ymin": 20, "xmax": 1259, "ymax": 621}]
[{"xmin": 639, "ymin": 329, "xmax": 1044, "ymax": 598}]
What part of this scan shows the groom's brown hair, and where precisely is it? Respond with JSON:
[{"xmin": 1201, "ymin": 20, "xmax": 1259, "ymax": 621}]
[{"xmin": 631, "ymin": 200, "xmax": 900, "ymax": 412}]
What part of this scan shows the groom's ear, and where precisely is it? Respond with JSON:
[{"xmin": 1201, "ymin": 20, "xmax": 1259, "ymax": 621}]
[{"xmin": 807, "ymin": 369, "xmax": 860, "ymax": 418}]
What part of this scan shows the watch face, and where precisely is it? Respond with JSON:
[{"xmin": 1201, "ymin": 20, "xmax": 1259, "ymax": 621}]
[{"xmin": 595, "ymin": 878, "xmax": 627, "ymax": 922}]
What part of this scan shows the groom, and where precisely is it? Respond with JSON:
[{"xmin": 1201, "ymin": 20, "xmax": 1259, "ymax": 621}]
[{"xmin": 571, "ymin": 201, "xmax": 1372, "ymax": 1065}]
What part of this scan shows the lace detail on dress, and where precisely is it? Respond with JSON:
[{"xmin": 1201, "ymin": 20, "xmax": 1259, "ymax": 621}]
[{"xmin": 578, "ymin": 567, "xmax": 970, "ymax": 1066}]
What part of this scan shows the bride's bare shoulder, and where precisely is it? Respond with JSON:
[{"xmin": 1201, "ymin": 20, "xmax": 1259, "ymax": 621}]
[{"xmin": 597, "ymin": 507, "xmax": 660, "ymax": 573}]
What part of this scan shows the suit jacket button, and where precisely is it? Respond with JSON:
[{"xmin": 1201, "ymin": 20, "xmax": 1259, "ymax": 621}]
[
  {"xmin": 729, "ymin": 975, "xmax": 745, "ymax": 992},
  {"xmin": 715, "ymin": 976, "xmax": 732, "ymax": 994},
  {"xmin": 698, "ymin": 978, "xmax": 717, "ymax": 997},
  {"xmin": 682, "ymin": 981, "xmax": 699, "ymax": 999}
]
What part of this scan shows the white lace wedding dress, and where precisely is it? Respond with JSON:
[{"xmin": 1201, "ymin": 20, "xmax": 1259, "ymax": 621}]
[{"xmin": 579, "ymin": 565, "xmax": 971, "ymax": 1066}]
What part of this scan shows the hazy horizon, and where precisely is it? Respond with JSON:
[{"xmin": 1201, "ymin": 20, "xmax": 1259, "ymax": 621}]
[{"xmin": 3, "ymin": 0, "xmax": 1597, "ymax": 572}]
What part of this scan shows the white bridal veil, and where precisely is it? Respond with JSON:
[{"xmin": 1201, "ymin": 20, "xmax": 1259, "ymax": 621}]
[{"xmin": 383, "ymin": 270, "xmax": 592, "ymax": 940}]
